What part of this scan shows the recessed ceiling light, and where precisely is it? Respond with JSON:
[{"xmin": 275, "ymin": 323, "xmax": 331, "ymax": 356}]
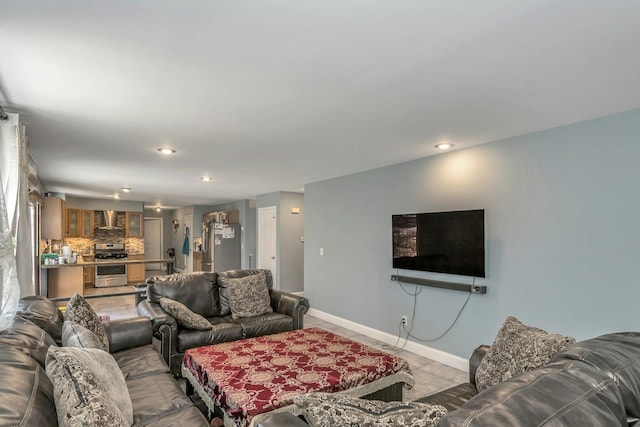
[
  {"xmin": 200, "ymin": 176, "xmax": 212, "ymax": 182},
  {"xmin": 157, "ymin": 148, "xmax": 176, "ymax": 155},
  {"xmin": 435, "ymin": 143, "xmax": 454, "ymax": 150},
  {"xmin": 120, "ymin": 187, "xmax": 131, "ymax": 192},
  {"xmin": 113, "ymin": 194, "xmax": 120, "ymax": 199}
]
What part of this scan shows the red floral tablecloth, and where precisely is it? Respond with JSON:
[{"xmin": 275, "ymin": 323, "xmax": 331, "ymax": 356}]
[{"xmin": 182, "ymin": 327, "xmax": 412, "ymax": 427}]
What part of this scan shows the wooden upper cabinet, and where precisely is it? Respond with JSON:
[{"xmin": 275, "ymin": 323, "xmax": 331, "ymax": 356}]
[
  {"xmin": 42, "ymin": 197, "xmax": 65, "ymax": 240},
  {"xmin": 66, "ymin": 208, "xmax": 80, "ymax": 237},
  {"xmin": 126, "ymin": 212, "xmax": 143, "ymax": 237},
  {"xmin": 80, "ymin": 210, "xmax": 94, "ymax": 237},
  {"xmin": 66, "ymin": 209, "xmax": 94, "ymax": 238}
]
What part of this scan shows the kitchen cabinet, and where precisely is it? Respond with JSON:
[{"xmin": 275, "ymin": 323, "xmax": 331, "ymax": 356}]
[
  {"xmin": 126, "ymin": 212, "xmax": 143, "ymax": 237},
  {"xmin": 66, "ymin": 209, "xmax": 80, "ymax": 237},
  {"xmin": 80, "ymin": 210, "xmax": 94, "ymax": 237},
  {"xmin": 42, "ymin": 197, "xmax": 65, "ymax": 240},
  {"xmin": 48, "ymin": 266, "xmax": 84, "ymax": 299},
  {"xmin": 127, "ymin": 254, "xmax": 146, "ymax": 283},
  {"xmin": 83, "ymin": 256, "xmax": 94, "ymax": 286},
  {"xmin": 66, "ymin": 209, "xmax": 94, "ymax": 238}
]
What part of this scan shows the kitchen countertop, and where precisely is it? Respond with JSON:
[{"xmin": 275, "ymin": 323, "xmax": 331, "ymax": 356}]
[{"xmin": 41, "ymin": 258, "xmax": 176, "ymax": 269}]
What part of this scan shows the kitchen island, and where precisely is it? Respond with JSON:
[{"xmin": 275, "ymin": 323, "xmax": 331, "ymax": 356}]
[{"xmin": 41, "ymin": 258, "xmax": 176, "ymax": 299}]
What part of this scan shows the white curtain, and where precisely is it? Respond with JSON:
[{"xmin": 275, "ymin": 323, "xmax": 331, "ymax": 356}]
[
  {"xmin": 0, "ymin": 112, "xmax": 31, "ymax": 330},
  {"xmin": 0, "ymin": 168, "xmax": 19, "ymax": 330}
]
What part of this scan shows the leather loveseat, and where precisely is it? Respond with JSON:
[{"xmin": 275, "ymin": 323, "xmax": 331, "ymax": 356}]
[
  {"xmin": 137, "ymin": 269, "xmax": 310, "ymax": 375},
  {"xmin": 0, "ymin": 296, "xmax": 209, "ymax": 426},
  {"xmin": 257, "ymin": 332, "xmax": 640, "ymax": 426}
]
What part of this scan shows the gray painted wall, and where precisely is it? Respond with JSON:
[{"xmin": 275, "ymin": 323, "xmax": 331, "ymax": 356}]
[
  {"xmin": 304, "ymin": 108, "xmax": 640, "ymax": 360},
  {"xmin": 257, "ymin": 192, "xmax": 304, "ymax": 292}
]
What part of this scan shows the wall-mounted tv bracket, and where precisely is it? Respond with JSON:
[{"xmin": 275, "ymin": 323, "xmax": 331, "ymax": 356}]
[{"xmin": 391, "ymin": 275, "xmax": 487, "ymax": 294}]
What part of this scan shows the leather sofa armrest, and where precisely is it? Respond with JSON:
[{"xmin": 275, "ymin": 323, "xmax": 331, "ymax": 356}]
[
  {"xmin": 256, "ymin": 412, "xmax": 309, "ymax": 427},
  {"xmin": 104, "ymin": 317, "xmax": 153, "ymax": 353},
  {"xmin": 136, "ymin": 300, "xmax": 179, "ymax": 365},
  {"xmin": 269, "ymin": 290, "xmax": 310, "ymax": 330},
  {"xmin": 469, "ymin": 345, "xmax": 490, "ymax": 385}
]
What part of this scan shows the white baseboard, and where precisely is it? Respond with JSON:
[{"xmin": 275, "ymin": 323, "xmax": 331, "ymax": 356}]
[{"xmin": 306, "ymin": 308, "xmax": 468, "ymax": 373}]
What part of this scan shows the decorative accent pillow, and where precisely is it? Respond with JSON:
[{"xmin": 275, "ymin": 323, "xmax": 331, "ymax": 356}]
[
  {"xmin": 62, "ymin": 321, "xmax": 104, "ymax": 349},
  {"xmin": 45, "ymin": 346, "xmax": 133, "ymax": 426},
  {"xmin": 225, "ymin": 271, "xmax": 273, "ymax": 319},
  {"xmin": 64, "ymin": 293, "xmax": 109, "ymax": 352},
  {"xmin": 294, "ymin": 392, "xmax": 448, "ymax": 427},
  {"xmin": 159, "ymin": 297, "xmax": 213, "ymax": 330},
  {"xmin": 475, "ymin": 316, "xmax": 576, "ymax": 391}
]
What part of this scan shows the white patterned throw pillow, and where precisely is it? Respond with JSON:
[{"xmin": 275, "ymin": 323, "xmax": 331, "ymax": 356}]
[
  {"xmin": 225, "ymin": 271, "xmax": 273, "ymax": 319},
  {"xmin": 64, "ymin": 293, "xmax": 109, "ymax": 352},
  {"xmin": 159, "ymin": 297, "xmax": 213, "ymax": 330},
  {"xmin": 294, "ymin": 392, "xmax": 448, "ymax": 427},
  {"xmin": 45, "ymin": 346, "xmax": 133, "ymax": 426},
  {"xmin": 475, "ymin": 316, "xmax": 575, "ymax": 391}
]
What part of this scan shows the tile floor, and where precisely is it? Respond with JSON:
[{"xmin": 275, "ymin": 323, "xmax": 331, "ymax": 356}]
[{"xmin": 88, "ymin": 289, "xmax": 467, "ymax": 402}]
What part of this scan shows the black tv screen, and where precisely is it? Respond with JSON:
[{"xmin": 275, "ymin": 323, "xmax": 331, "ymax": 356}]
[{"xmin": 392, "ymin": 209, "xmax": 485, "ymax": 277}]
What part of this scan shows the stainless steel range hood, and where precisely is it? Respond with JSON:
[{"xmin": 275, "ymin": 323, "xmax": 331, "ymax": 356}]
[{"xmin": 98, "ymin": 210, "xmax": 123, "ymax": 230}]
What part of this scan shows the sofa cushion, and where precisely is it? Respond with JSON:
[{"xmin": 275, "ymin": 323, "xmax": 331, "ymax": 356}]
[
  {"xmin": 475, "ymin": 316, "xmax": 575, "ymax": 391},
  {"xmin": 16, "ymin": 296, "xmax": 64, "ymax": 345},
  {"xmin": 159, "ymin": 297, "xmax": 213, "ymax": 330},
  {"xmin": 225, "ymin": 271, "xmax": 273, "ymax": 319},
  {"xmin": 147, "ymin": 272, "xmax": 220, "ymax": 317},
  {"xmin": 438, "ymin": 360, "xmax": 627, "ymax": 427},
  {"xmin": 234, "ymin": 312, "xmax": 293, "ymax": 339},
  {"xmin": 0, "ymin": 344, "xmax": 58, "ymax": 426},
  {"xmin": 62, "ymin": 321, "xmax": 104, "ymax": 349},
  {"xmin": 126, "ymin": 370, "xmax": 200, "ymax": 426},
  {"xmin": 294, "ymin": 392, "xmax": 448, "ymax": 427},
  {"xmin": 177, "ymin": 321, "xmax": 244, "ymax": 352},
  {"xmin": 113, "ymin": 344, "xmax": 170, "ymax": 380},
  {"xmin": 0, "ymin": 316, "xmax": 57, "ymax": 367},
  {"xmin": 218, "ymin": 269, "xmax": 273, "ymax": 316},
  {"xmin": 551, "ymin": 331, "xmax": 640, "ymax": 419},
  {"xmin": 45, "ymin": 346, "xmax": 133, "ymax": 425},
  {"xmin": 64, "ymin": 293, "xmax": 109, "ymax": 352}
]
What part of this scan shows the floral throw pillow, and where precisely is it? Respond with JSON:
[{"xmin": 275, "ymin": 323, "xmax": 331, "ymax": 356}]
[
  {"xmin": 64, "ymin": 293, "xmax": 109, "ymax": 352},
  {"xmin": 294, "ymin": 392, "xmax": 448, "ymax": 427},
  {"xmin": 475, "ymin": 316, "xmax": 576, "ymax": 391},
  {"xmin": 159, "ymin": 297, "xmax": 212, "ymax": 330},
  {"xmin": 225, "ymin": 271, "xmax": 273, "ymax": 319},
  {"xmin": 45, "ymin": 346, "xmax": 133, "ymax": 426}
]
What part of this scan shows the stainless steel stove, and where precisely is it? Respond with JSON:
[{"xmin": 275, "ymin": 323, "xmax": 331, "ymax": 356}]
[{"xmin": 94, "ymin": 243, "xmax": 128, "ymax": 287}]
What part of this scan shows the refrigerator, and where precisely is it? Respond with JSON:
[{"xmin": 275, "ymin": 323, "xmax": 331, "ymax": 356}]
[{"xmin": 201, "ymin": 213, "xmax": 241, "ymax": 272}]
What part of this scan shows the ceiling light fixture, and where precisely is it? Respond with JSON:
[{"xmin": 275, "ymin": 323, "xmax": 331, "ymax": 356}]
[
  {"xmin": 157, "ymin": 148, "xmax": 176, "ymax": 155},
  {"xmin": 113, "ymin": 194, "xmax": 120, "ymax": 199},
  {"xmin": 200, "ymin": 176, "xmax": 212, "ymax": 182},
  {"xmin": 120, "ymin": 187, "xmax": 131, "ymax": 192},
  {"xmin": 435, "ymin": 143, "xmax": 454, "ymax": 150},
  {"xmin": 156, "ymin": 207, "xmax": 161, "ymax": 212}
]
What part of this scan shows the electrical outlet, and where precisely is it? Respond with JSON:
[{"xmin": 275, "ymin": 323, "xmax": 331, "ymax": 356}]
[{"xmin": 401, "ymin": 315, "xmax": 408, "ymax": 326}]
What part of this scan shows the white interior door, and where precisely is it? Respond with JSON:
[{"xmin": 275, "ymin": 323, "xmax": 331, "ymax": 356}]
[
  {"xmin": 144, "ymin": 217, "xmax": 162, "ymax": 271},
  {"xmin": 184, "ymin": 214, "xmax": 193, "ymax": 273},
  {"xmin": 258, "ymin": 206, "xmax": 277, "ymax": 289}
]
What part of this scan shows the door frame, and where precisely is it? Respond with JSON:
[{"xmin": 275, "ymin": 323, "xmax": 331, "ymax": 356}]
[{"xmin": 257, "ymin": 206, "xmax": 278, "ymax": 289}]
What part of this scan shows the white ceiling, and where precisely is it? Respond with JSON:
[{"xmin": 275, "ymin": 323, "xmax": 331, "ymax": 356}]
[{"xmin": 2, "ymin": 1, "xmax": 640, "ymax": 208}]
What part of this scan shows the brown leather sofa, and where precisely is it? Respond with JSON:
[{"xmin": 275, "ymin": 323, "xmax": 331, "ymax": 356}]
[
  {"xmin": 0, "ymin": 296, "xmax": 209, "ymax": 426},
  {"xmin": 257, "ymin": 332, "xmax": 640, "ymax": 426},
  {"xmin": 137, "ymin": 269, "xmax": 310, "ymax": 375}
]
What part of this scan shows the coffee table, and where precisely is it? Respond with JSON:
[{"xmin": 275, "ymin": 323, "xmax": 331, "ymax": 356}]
[{"xmin": 182, "ymin": 327, "xmax": 414, "ymax": 427}]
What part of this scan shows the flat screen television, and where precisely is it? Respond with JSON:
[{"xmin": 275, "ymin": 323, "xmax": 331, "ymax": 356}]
[{"xmin": 392, "ymin": 209, "xmax": 485, "ymax": 277}]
